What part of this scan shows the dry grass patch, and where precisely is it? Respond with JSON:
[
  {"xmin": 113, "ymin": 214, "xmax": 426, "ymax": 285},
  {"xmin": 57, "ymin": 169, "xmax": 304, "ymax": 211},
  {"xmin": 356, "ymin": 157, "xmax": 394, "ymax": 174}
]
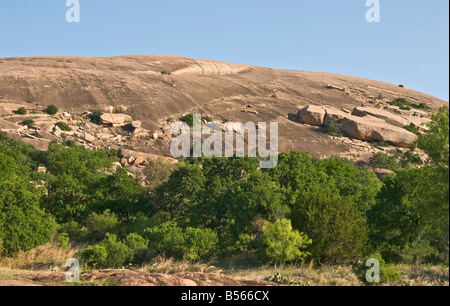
[
  {"xmin": 223, "ymin": 265, "xmax": 363, "ymax": 286},
  {"xmin": 0, "ymin": 242, "xmax": 81, "ymax": 271},
  {"xmin": 139, "ymin": 256, "xmax": 222, "ymax": 275}
]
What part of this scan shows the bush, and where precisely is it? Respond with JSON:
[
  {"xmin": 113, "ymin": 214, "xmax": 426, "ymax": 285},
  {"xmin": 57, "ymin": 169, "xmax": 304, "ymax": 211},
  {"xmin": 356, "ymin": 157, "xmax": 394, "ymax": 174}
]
[
  {"xmin": 369, "ymin": 152, "xmax": 400, "ymax": 171},
  {"xmin": 388, "ymin": 98, "xmax": 430, "ymax": 111},
  {"xmin": 91, "ymin": 110, "xmax": 104, "ymax": 123},
  {"xmin": 403, "ymin": 125, "xmax": 419, "ymax": 135},
  {"xmin": 145, "ymin": 222, "xmax": 218, "ymax": 261},
  {"xmin": 179, "ymin": 114, "xmax": 195, "ymax": 127},
  {"xmin": 22, "ymin": 119, "xmax": 35, "ymax": 129},
  {"xmin": 17, "ymin": 107, "xmax": 27, "ymax": 115},
  {"xmin": 79, "ymin": 233, "xmax": 149, "ymax": 269},
  {"xmin": 161, "ymin": 71, "xmax": 171, "ymax": 75},
  {"xmin": 261, "ymin": 219, "xmax": 311, "ymax": 265},
  {"xmin": 46, "ymin": 105, "xmax": 59, "ymax": 115},
  {"xmin": 84, "ymin": 210, "xmax": 119, "ymax": 242},
  {"xmin": 55, "ymin": 122, "xmax": 72, "ymax": 132},
  {"xmin": 124, "ymin": 233, "xmax": 149, "ymax": 263},
  {"xmin": 58, "ymin": 233, "xmax": 71, "ymax": 250},
  {"xmin": 79, "ymin": 244, "xmax": 108, "ymax": 269},
  {"xmin": 359, "ymin": 253, "xmax": 402, "ymax": 285},
  {"xmin": 265, "ymin": 273, "xmax": 301, "ymax": 286},
  {"xmin": 325, "ymin": 121, "xmax": 344, "ymax": 137}
]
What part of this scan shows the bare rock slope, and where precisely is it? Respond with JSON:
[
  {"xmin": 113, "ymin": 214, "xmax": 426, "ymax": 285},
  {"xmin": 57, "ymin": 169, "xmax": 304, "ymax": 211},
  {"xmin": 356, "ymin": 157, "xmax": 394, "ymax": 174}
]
[{"xmin": 0, "ymin": 55, "xmax": 447, "ymax": 159}]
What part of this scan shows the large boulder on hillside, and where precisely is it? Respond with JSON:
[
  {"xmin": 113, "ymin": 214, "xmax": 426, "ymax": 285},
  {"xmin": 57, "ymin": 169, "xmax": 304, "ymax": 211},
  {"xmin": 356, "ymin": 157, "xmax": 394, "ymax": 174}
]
[
  {"xmin": 352, "ymin": 107, "xmax": 410, "ymax": 127},
  {"xmin": 298, "ymin": 106, "xmax": 326, "ymax": 126},
  {"xmin": 100, "ymin": 113, "xmax": 133, "ymax": 127},
  {"xmin": 323, "ymin": 107, "xmax": 348, "ymax": 126},
  {"xmin": 340, "ymin": 116, "xmax": 418, "ymax": 147},
  {"xmin": 374, "ymin": 168, "xmax": 395, "ymax": 179}
]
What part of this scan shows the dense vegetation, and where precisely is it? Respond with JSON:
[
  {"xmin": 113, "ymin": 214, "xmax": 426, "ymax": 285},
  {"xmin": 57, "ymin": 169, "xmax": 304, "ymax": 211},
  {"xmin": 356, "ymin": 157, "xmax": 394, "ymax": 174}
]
[{"xmin": 0, "ymin": 108, "xmax": 448, "ymax": 271}]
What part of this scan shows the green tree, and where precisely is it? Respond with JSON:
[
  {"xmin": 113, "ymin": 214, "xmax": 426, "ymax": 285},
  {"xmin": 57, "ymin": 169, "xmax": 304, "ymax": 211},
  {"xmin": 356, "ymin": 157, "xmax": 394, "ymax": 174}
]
[
  {"xmin": 0, "ymin": 153, "xmax": 57, "ymax": 256},
  {"xmin": 369, "ymin": 108, "xmax": 449, "ymax": 264},
  {"xmin": 261, "ymin": 219, "xmax": 311, "ymax": 265},
  {"xmin": 291, "ymin": 185, "xmax": 369, "ymax": 263}
]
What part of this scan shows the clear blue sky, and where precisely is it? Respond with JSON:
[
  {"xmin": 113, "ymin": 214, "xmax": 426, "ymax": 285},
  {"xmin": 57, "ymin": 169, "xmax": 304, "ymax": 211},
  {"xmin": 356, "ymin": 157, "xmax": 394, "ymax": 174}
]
[{"xmin": 0, "ymin": 0, "xmax": 448, "ymax": 101}]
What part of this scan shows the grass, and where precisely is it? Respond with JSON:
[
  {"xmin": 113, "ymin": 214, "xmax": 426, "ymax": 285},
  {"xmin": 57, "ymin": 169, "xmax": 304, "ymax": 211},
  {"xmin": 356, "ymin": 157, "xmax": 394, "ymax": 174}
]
[
  {"xmin": 0, "ymin": 245, "xmax": 448, "ymax": 286},
  {"xmin": 0, "ymin": 242, "xmax": 81, "ymax": 271},
  {"xmin": 139, "ymin": 255, "xmax": 221, "ymax": 274}
]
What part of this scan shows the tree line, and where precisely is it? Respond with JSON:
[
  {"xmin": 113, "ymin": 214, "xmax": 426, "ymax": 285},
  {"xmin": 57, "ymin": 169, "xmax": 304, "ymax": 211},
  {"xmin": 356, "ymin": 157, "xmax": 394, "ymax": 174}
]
[{"xmin": 0, "ymin": 107, "xmax": 448, "ymax": 269}]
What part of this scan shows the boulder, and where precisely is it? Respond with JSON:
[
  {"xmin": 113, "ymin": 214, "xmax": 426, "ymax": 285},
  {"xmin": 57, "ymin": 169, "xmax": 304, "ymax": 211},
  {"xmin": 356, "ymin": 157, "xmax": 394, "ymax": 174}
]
[
  {"xmin": 352, "ymin": 107, "xmax": 409, "ymax": 127},
  {"xmin": 127, "ymin": 156, "xmax": 136, "ymax": 164},
  {"xmin": 133, "ymin": 157, "xmax": 146, "ymax": 166},
  {"xmin": 132, "ymin": 121, "xmax": 142, "ymax": 129},
  {"xmin": 83, "ymin": 133, "xmax": 96, "ymax": 143},
  {"xmin": 408, "ymin": 117, "xmax": 432, "ymax": 132},
  {"xmin": 374, "ymin": 168, "xmax": 395, "ymax": 179},
  {"xmin": 323, "ymin": 107, "xmax": 348, "ymax": 126},
  {"xmin": 100, "ymin": 113, "xmax": 132, "ymax": 127},
  {"xmin": 340, "ymin": 116, "xmax": 418, "ymax": 147},
  {"xmin": 298, "ymin": 106, "xmax": 326, "ymax": 126}
]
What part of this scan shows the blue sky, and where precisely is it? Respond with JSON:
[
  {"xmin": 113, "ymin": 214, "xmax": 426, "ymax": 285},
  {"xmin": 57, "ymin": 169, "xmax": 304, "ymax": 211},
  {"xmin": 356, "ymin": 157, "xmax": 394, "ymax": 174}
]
[{"xmin": 0, "ymin": 0, "xmax": 448, "ymax": 101}]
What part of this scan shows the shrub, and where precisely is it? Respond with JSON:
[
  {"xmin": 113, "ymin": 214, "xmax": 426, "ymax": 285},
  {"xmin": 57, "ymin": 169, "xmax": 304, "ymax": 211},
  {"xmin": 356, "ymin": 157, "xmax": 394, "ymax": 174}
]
[
  {"xmin": 79, "ymin": 244, "xmax": 108, "ymax": 269},
  {"xmin": 91, "ymin": 110, "xmax": 104, "ymax": 123},
  {"xmin": 84, "ymin": 210, "xmax": 119, "ymax": 242},
  {"xmin": 359, "ymin": 253, "xmax": 402, "ymax": 285},
  {"xmin": 325, "ymin": 121, "xmax": 344, "ymax": 137},
  {"xmin": 59, "ymin": 221, "xmax": 84, "ymax": 242},
  {"xmin": 388, "ymin": 98, "xmax": 431, "ymax": 111},
  {"xmin": 182, "ymin": 227, "xmax": 218, "ymax": 261},
  {"xmin": 22, "ymin": 119, "xmax": 35, "ymax": 129},
  {"xmin": 55, "ymin": 122, "xmax": 72, "ymax": 132},
  {"xmin": 145, "ymin": 222, "xmax": 218, "ymax": 261},
  {"xmin": 58, "ymin": 233, "xmax": 71, "ymax": 250},
  {"xmin": 373, "ymin": 141, "xmax": 390, "ymax": 147},
  {"xmin": 113, "ymin": 107, "xmax": 125, "ymax": 114},
  {"xmin": 179, "ymin": 113, "xmax": 195, "ymax": 127},
  {"xmin": 46, "ymin": 105, "xmax": 59, "ymax": 115},
  {"xmin": 403, "ymin": 125, "xmax": 419, "ymax": 135},
  {"xmin": 265, "ymin": 273, "xmax": 301, "ymax": 286},
  {"xmin": 369, "ymin": 152, "xmax": 400, "ymax": 171},
  {"xmin": 17, "ymin": 107, "xmax": 27, "ymax": 115},
  {"xmin": 124, "ymin": 233, "xmax": 149, "ymax": 263},
  {"xmin": 261, "ymin": 219, "xmax": 311, "ymax": 265},
  {"xmin": 79, "ymin": 233, "xmax": 149, "ymax": 269},
  {"xmin": 161, "ymin": 71, "xmax": 171, "ymax": 75}
]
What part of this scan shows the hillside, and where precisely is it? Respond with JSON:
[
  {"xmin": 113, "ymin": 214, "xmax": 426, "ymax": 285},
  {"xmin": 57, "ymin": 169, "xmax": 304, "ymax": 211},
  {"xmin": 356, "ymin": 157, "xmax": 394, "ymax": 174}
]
[{"xmin": 0, "ymin": 55, "xmax": 447, "ymax": 160}]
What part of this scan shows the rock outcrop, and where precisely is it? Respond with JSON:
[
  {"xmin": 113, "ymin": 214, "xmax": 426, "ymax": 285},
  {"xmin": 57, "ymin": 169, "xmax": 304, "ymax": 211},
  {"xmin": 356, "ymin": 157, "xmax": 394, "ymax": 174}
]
[
  {"xmin": 298, "ymin": 105, "xmax": 326, "ymax": 126},
  {"xmin": 351, "ymin": 107, "xmax": 410, "ymax": 127},
  {"xmin": 340, "ymin": 116, "xmax": 418, "ymax": 147},
  {"xmin": 323, "ymin": 107, "xmax": 348, "ymax": 126}
]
